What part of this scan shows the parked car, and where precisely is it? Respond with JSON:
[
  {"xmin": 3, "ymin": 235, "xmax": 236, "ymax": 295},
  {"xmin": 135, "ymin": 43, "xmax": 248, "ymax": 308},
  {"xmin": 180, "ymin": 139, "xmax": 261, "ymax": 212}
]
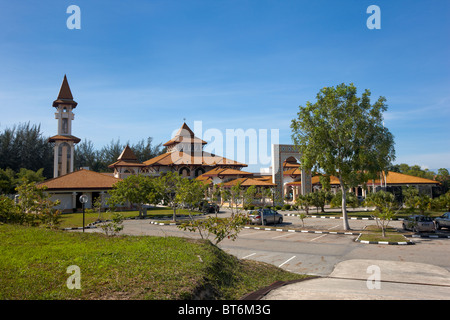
[
  {"xmin": 435, "ymin": 212, "xmax": 450, "ymax": 230},
  {"xmin": 248, "ymin": 208, "xmax": 283, "ymax": 225},
  {"xmin": 402, "ymin": 215, "xmax": 435, "ymax": 232},
  {"xmin": 200, "ymin": 202, "xmax": 220, "ymax": 213}
]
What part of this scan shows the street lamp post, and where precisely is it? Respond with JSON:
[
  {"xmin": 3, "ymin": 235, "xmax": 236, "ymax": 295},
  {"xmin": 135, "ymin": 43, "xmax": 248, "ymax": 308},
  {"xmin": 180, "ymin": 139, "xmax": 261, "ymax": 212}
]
[{"xmin": 79, "ymin": 195, "xmax": 88, "ymax": 232}]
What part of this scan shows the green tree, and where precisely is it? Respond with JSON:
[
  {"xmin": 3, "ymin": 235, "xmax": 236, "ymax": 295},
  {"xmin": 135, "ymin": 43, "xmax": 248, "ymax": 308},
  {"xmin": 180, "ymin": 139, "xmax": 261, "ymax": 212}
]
[
  {"xmin": 291, "ymin": 83, "xmax": 395, "ymax": 230},
  {"xmin": 108, "ymin": 175, "xmax": 158, "ymax": 218},
  {"xmin": 179, "ymin": 213, "xmax": 250, "ymax": 245},
  {"xmin": 436, "ymin": 191, "xmax": 450, "ymax": 211},
  {"xmin": 0, "ymin": 123, "xmax": 53, "ymax": 178},
  {"xmin": 176, "ymin": 178, "xmax": 207, "ymax": 215},
  {"xmin": 243, "ymin": 185, "xmax": 257, "ymax": 209},
  {"xmin": 0, "ymin": 168, "xmax": 16, "ymax": 194},
  {"xmin": 295, "ymin": 193, "xmax": 314, "ymax": 215},
  {"xmin": 15, "ymin": 181, "xmax": 61, "ymax": 227},
  {"xmin": 229, "ymin": 181, "xmax": 243, "ymax": 217},
  {"xmin": 436, "ymin": 168, "xmax": 450, "ymax": 194},
  {"xmin": 364, "ymin": 191, "xmax": 399, "ymax": 237},
  {"xmin": 153, "ymin": 172, "xmax": 183, "ymax": 222},
  {"xmin": 310, "ymin": 190, "xmax": 332, "ymax": 213}
]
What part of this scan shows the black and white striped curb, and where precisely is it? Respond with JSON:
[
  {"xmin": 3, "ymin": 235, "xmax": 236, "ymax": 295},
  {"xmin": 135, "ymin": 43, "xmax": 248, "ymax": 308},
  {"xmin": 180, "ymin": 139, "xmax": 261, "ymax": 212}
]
[
  {"xmin": 150, "ymin": 220, "xmax": 178, "ymax": 226},
  {"xmin": 406, "ymin": 234, "xmax": 450, "ymax": 239},
  {"xmin": 355, "ymin": 233, "xmax": 413, "ymax": 245},
  {"xmin": 243, "ymin": 225, "xmax": 360, "ymax": 235},
  {"xmin": 283, "ymin": 213, "xmax": 405, "ymax": 221}
]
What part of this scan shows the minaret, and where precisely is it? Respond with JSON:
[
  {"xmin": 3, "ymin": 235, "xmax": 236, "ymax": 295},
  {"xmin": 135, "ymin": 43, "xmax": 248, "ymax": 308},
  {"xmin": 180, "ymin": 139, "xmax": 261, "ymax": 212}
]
[{"xmin": 48, "ymin": 75, "xmax": 81, "ymax": 178}]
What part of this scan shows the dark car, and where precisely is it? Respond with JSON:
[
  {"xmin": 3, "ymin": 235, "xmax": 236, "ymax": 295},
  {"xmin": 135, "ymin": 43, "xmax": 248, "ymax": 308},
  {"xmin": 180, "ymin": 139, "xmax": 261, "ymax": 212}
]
[
  {"xmin": 402, "ymin": 215, "xmax": 435, "ymax": 232},
  {"xmin": 248, "ymin": 208, "xmax": 283, "ymax": 225},
  {"xmin": 435, "ymin": 212, "xmax": 450, "ymax": 230},
  {"xmin": 200, "ymin": 202, "xmax": 220, "ymax": 213}
]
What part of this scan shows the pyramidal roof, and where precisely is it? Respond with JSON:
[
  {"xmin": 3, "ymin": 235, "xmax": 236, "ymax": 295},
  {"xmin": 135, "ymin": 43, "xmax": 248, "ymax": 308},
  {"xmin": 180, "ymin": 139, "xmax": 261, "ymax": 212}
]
[
  {"xmin": 53, "ymin": 75, "xmax": 78, "ymax": 108},
  {"xmin": 163, "ymin": 122, "xmax": 207, "ymax": 147},
  {"xmin": 118, "ymin": 145, "xmax": 138, "ymax": 161},
  {"xmin": 108, "ymin": 145, "xmax": 145, "ymax": 168}
]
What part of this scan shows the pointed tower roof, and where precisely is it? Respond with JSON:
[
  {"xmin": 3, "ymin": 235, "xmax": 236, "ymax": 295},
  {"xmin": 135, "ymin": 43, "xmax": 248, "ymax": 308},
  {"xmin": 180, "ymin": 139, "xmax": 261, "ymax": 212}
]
[
  {"xmin": 118, "ymin": 145, "xmax": 138, "ymax": 162},
  {"xmin": 53, "ymin": 75, "xmax": 78, "ymax": 108},
  {"xmin": 163, "ymin": 122, "xmax": 207, "ymax": 147},
  {"xmin": 108, "ymin": 145, "xmax": 145, "ymax": 169}
]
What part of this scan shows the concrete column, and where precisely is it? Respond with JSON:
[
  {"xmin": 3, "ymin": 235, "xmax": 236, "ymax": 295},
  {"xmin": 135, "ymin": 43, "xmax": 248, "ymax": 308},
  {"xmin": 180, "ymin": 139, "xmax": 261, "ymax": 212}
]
[
  {"xmin": 72, "ymin": 192, "xmax": 77, "ymax": 210},
  {"xmin": 53, "ymin": 143, "xmax": 59, "ymax": 178}
]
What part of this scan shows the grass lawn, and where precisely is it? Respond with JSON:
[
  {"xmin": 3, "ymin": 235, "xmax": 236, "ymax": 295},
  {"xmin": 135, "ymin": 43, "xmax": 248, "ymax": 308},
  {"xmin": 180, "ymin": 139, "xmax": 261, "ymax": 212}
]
[
  {"xmin": 59, "ymin": 207, "xmax": 202, "ymax": 229},
  {"xmin": 358, "ymin": 225, "xmax": 410, "ymax": 243},
  {"xmin": 0, "ymin": 224, "xmax": 309, "ymax": 300}
]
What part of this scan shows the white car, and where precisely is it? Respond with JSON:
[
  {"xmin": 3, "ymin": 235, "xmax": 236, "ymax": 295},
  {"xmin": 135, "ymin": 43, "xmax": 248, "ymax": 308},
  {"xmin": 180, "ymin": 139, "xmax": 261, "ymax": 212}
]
[
  {"xmin": 248, "ymin": 209, "xmax": 283, "ymax": 225},
  {"xmin": 402, "ymin": 215, "xmax": 435, "ymax": 233}
]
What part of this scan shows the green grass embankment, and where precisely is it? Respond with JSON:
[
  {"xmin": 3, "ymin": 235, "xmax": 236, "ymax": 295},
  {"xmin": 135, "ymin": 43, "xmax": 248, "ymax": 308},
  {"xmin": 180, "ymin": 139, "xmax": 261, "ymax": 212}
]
[{"xmin": 0, "ymin": 224, "xmax": 309, "ymax": 300}]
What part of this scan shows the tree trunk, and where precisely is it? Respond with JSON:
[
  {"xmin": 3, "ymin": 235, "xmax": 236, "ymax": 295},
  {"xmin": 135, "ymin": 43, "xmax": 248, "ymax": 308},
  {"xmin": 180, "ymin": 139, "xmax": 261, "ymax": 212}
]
[
  {"xmin": 172, "ymin": 205, "xmax": 177, "ymax": 222},
  {"xmin": 339, "ymin": 177, "xmax": 350, "ymax": 230}
]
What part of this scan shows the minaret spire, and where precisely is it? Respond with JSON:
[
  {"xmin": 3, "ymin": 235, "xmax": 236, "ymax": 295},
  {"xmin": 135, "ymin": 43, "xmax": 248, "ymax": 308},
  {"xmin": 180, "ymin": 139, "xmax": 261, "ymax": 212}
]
[
  {"xmin": 49, "ymin": 75, "xmax": 80, "ymax": 177},
  {"xmin": 53, "ymin": 74, "xmax": 77, "ymax": 108}
]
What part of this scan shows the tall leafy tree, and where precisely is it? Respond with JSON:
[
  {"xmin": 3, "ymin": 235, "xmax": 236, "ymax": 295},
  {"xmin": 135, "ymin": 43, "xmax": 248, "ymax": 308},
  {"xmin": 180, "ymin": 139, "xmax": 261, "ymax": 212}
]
[
  {"xmin": 107, "ymin": 175, "xmax": 158, "ymax": 217},
  {"xmin": 153, "ymin": 172, "xmax": 183, "ymax": 222},
  {"xmin": 291, "ymin": 83, "xmax": 395, "ymax": 230},
  {"xmin": 0, "ymin": 123, "xmax": 53, "ymax": 178}
]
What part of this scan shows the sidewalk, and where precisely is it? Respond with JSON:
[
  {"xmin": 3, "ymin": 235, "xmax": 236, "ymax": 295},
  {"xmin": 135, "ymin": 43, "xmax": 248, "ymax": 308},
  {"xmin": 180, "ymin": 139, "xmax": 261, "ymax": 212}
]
[{"xmin": 261, "ymin": 259, "xmax": 450, "ymax": 300}]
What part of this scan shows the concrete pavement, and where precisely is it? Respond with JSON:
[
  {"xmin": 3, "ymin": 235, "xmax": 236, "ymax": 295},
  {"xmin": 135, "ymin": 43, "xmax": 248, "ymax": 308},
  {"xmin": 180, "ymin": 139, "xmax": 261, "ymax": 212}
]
[{"xmin": 262, "ymin": 259, "xmax": 450, "ymax": 300}]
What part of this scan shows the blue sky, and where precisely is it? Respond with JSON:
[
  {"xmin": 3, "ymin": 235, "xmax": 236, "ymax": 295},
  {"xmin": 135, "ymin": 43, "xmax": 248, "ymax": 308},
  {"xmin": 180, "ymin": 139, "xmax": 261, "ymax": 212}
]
[{"xmin": 0, "ymin": 0, "xmax": 449, "ymax": 173}]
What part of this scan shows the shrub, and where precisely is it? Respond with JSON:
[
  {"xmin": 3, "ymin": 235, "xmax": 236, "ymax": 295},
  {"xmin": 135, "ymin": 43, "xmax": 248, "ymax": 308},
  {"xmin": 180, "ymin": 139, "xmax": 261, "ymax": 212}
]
[{"xmin": 282, "ymin": 204, "xmax": 291, "ymax": 211}]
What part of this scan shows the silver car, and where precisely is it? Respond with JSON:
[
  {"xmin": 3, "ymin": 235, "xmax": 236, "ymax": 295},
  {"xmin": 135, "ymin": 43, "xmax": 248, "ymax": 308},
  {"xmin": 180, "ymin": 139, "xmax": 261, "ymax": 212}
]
[
  {"xmin": 248, "ymin": 208, "xmax": 283, "ymax": 225},
  {"xmin": 435, "ymin": 212, "xmax": 450, "ymax": 230},
  {"xmin": 402, "ymin": 215, "xmax": 435, "ymax": 232}
]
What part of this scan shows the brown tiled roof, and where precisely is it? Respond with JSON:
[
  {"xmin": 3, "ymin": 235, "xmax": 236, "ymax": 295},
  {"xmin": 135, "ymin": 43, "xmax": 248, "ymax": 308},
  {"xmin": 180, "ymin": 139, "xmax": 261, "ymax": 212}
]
[
  {"xmin": 143, "ymin": 151, "xmax": 247, "ymax": 167},
  {"xmin": 283, "ymin": 168, "xmax": 302, "ymax": 176},
  {"xmin": 195, "ymin": 174, "xmax": 213, "ymax": 186},
  {"xmin": 38, "ymin": 169, "xmax": 121, "ymax": 191},
  {"xmin": 48, "ymin": 135, "xmax": 81, "ymax": 143},
  {"xmin": 222, "ymin": 177, "xmax": 275, "ymax": 187},
  {"xmin": 163, "ymin": 122, "xmax": 207, "ymax": 146},
  {"xmin": 309, "ymin": 172, "xmax": 439, "ymax": 186},
  {"xmin": 253, "ymin": 176, "xmax": 273, "ymax": 182},
  {"xmin": 53, "ymin": 75, "xmax": 77, "ymax": 108},
  {"xmin": 380, "ymin": 171, "xmax": 439, "ymax": 185},
  {"xmin": 108, "ymin": 145, "xmax": 145, "ymax": 168},
  {"xmin": 108, "ymin": 160, "xmax": 146, "ymax": 168},
  {"xmin": 202, "ymin": 167, "xmax": 253, "ymax": 177}
]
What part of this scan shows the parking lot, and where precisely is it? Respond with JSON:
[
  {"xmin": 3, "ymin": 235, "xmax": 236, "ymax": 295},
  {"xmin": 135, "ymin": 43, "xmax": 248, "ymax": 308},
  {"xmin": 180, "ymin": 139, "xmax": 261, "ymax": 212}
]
[{"xmin": 83, "ymin": 208, "xmax": 450, "ymax": 280}]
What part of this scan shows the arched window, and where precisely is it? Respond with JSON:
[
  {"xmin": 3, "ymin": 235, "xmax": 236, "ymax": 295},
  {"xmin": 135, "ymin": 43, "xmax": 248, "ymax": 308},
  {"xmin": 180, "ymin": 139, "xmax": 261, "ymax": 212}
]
[
  {"xmin": 179, "ymin": 167, "xmax": 190, "ymax": 177},
  {"xmin": 194, "ymin": 167, "xmax": 205, "ymax": 177}
]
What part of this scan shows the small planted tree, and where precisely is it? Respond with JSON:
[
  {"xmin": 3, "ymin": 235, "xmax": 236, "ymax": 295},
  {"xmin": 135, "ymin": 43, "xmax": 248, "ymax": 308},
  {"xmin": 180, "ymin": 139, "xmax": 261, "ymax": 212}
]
[
  {"xmin": 402, "ymin": 186, "xmax": 433, "ymax": 215},
  {"xmin": 100, "ymin": 213, "xmax": 124, "ymax": 236},
  {"xmin": 176, "ymin": 178, "xmax": 207, "ymax": 216},
  {"xmin": 364, "ymin": 191, "xmax": 399, "ymax": 237},
  {"xmin": 14, "ymin": 181, "xmax": 61, "ymax": 228},
  {"xmin": 153, "ymin": 172, "xmax": 182, "ymax": 222},
  {"xmin": 295, "ymin": 193, "xmax": 314, "ymax": 215},
  {"xmin": 179, "ymin": 213, "xmax": 250, "ymax": 245}
]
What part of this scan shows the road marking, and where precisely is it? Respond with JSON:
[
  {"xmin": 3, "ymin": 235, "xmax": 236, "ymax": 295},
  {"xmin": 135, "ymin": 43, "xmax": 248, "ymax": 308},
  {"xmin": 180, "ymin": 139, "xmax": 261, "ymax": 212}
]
[
  {"xmin": 272, "ymin": 233, "xmax": 292, "ymax": 239},
  {"xmin": 239, "ymin": 232, "xmax": 260, "ymax": 237},
  {"xmin": 328, "ymin": 225, "xmax": 340, "ymax": 230},
  {"xmin": 279, "ymin": 256, "xmax": 296, "ymax": 268},
  {"xmin": 310, "ymin": 234, "xmax": 328, "ymax": 242},
  {"xmin": 242, "ymin": 253, "xmax": 256, "ymax": 259}
]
